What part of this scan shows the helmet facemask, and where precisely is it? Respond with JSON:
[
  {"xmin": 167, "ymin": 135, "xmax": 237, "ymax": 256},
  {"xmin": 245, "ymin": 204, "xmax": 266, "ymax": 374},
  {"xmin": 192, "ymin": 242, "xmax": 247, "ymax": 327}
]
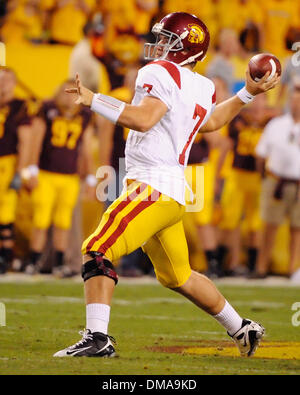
[{"xmin": 144, "ymin": 22, "xmax": 185, "ymax": 61}]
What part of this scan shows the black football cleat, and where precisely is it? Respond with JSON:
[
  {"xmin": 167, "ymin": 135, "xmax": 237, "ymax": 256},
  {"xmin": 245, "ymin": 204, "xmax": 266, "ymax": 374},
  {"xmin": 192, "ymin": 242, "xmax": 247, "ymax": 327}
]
[{"xmin": 53, "ymin": 329, "xmax": 116, "ymax": 357}]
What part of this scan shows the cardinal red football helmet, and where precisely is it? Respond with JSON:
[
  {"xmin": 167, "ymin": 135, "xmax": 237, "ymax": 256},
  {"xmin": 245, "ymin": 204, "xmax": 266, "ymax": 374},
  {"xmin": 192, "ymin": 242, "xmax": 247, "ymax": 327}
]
[{"xmin": 144, "ymin": 12, "xmax": 210, "ymax": 66}]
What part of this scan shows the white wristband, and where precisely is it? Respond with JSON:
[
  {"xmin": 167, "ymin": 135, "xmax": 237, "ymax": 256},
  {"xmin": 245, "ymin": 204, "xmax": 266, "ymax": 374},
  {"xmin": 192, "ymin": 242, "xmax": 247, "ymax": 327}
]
[
  {"xmin": 21, "ymin": 165, "xmax": 39, "ymax": 180},
  {"xmin": 91, "ymin": 93, "xmax": 125, "ymax": 124},
  {"xmin": 28, "ymin": 165, "xmax": 39, "ymax": 177},
  {"xmin": 236, "ymin": 87, "xmax": 255, "ymax": 104},
  {"xmin": 85, "ymin": 174, "xmax": 97, "ymax": 187}
]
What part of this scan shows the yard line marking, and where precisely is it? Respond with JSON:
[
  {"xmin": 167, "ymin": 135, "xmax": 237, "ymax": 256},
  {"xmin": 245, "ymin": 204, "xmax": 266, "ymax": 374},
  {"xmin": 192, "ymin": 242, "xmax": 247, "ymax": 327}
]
[
  {"xmin": 114, "ymin": 313, "xmax": 202, "ymax": 322},
  {"xmin": 0, "ymin": 296, "xmax": 287, "ymax": 309},
  {"xmin": 233, "ymin": 301, "xmax": 286, "ymax": 308},
  {"xmin": 113, "ymin": 297, "xmax": 187, "ymax": 306},
  {"xmin": 1, "ymin": 298, "xmax": 39, "ymax": 304},
  {"xmin": 1, "ymin": 296, "xmax": 83, "ymax": 304}
]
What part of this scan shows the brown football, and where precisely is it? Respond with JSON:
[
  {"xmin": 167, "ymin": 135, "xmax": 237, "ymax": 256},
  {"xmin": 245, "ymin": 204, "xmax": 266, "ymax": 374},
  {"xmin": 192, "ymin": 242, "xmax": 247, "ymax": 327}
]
[{"xmin": 249, "ymin": 53, "xmax": 282, "ymax": 82}]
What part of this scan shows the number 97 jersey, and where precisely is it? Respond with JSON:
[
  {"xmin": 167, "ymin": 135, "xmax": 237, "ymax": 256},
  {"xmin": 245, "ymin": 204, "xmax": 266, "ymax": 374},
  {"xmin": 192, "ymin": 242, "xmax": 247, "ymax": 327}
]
[
  {"xmin": 125, "ymin": 60, "xmax": 216, "ymax": 205},
  {"xmin": 37, "ymin": 101, "xmax": 92, "ymax": 175}
]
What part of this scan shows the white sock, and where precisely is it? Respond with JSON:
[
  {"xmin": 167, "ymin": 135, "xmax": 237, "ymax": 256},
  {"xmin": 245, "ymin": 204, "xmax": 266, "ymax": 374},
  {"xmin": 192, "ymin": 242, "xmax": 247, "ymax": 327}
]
[
  {"xmin": 213, "ymin": 300, "xmax": 243, "ymax": 336},
  {"xmin": 86, "ymin": 303, "xmax": 110, "ymax": 334}
]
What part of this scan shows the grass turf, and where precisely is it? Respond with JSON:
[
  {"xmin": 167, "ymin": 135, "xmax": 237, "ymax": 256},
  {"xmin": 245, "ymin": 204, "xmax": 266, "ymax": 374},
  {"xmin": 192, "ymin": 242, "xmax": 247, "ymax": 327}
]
[{"xmin": 0, "ymin": 280, "xmax": 300, "ymax": 375}]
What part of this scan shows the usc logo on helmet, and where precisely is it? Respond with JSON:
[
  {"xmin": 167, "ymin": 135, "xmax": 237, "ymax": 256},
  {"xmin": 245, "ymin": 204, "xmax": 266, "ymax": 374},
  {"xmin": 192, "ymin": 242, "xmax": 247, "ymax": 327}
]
[{"xmin": 187, "ymin": 24, "xmax": 205, "ymax": 44}]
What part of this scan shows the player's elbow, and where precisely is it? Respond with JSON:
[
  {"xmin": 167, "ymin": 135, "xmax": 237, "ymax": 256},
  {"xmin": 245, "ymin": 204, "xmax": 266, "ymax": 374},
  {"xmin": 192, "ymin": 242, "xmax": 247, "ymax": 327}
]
[
  {"xmin": 118, "ymin": 112, "xmax": 151, "ymax": 133},
  {"xmin": 133, "ymin": 118, "xmax": 153, "ymax": 133},
  {"xmin": 134, "ymin": 104, "xmax": 163, "ymax": 132},
  {"xmin": 200, "ymin": 118, "xmax": 218, "ymax": 134},
  {"xmin": 138, "ymin": 122, "xmax": 152, "ymax": 133}
]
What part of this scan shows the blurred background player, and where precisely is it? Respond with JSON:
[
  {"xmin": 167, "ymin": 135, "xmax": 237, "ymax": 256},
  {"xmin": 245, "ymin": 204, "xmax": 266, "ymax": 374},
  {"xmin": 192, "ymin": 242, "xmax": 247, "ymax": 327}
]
[
  {"xmin": 254, "ymin": 80, "xmax": 300, "ymax": 279},
  {"xmin": 48, "ymin": 0, "xmax": 96, "ymax": 46},
  {"xmin": 0, "ymin": 68, "xmax": 32, "ymax": 274},
  {"xmin": 183, "ymin": 131, "xmax": 229, "ymax": 278},
  {"xmin": 183, "ymin": 76, "xmax": 231, "ymax": 278},
  {"xmin": 218, "ymin": 94, "xmax": 278, "ymax": 275},
  {"xmin": 22, "ymin": 80, "xmax": 96, "ymax": 275}
]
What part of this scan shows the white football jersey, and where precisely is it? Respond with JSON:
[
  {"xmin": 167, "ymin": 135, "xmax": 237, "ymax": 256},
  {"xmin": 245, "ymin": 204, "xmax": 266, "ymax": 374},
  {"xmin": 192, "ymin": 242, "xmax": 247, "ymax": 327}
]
[{"xmin": 124, "ymin": 60, "xmax": 216, "ymax": 205}]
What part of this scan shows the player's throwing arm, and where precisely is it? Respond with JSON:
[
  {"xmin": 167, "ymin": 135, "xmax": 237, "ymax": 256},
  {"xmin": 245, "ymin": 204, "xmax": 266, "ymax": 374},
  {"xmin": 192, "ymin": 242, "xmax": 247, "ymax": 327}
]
[{"xmin": 66, "ymin": 58, "xmax": 280, "ymax": 136}]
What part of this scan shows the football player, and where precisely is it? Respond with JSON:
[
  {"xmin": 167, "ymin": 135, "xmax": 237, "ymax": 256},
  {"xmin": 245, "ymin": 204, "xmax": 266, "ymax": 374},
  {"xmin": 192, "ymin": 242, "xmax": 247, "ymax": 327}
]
[
  {"xmin": 23, "ymin": 80, "xmax": 96, "ymax": 275},
  {"xmin": 54, "ymin": 12, "xmax": 280, "ymax": 358},
  {"xmin": 0, "ymin": 68, "xmax": 32, "ymax": 274},
  {"xmin": 218, "ymin": 94, "xmax": 277, "ymax": 275}
]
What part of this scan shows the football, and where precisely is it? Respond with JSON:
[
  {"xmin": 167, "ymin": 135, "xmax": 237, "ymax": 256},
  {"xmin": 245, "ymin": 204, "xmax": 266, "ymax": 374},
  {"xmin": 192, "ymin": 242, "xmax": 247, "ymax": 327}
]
[{"xmin": 249, "ymin": 53, "xmax": 282, "ymax": 82}]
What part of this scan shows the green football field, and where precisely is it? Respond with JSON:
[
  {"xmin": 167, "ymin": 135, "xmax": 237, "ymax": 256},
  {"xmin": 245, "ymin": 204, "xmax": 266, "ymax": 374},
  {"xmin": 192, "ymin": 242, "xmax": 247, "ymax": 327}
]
[{"xmin": 0, "ymin": 277, "xmax": 300, "ymax": 375}]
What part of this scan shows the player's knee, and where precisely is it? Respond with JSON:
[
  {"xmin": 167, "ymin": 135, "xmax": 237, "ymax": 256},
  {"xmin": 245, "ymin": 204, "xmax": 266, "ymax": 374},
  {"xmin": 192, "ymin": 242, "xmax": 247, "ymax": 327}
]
[
  {"xmin": 155, "ymin": 271, "xmax": 190, "ymax": 290},
  {"xmin": 219, "ymin": 221, "xmax": 239, "ymax": 232},
  {"xmin": 81, "ymin": 251, "xmax": 118, "ymax": 285},
  {"xmin": 32, "ymin": 211, "xmax": 52, "ymax": 230},
  {"xmin": 53, "ymin": 211, "xmax": 73, "ymax": 230}
]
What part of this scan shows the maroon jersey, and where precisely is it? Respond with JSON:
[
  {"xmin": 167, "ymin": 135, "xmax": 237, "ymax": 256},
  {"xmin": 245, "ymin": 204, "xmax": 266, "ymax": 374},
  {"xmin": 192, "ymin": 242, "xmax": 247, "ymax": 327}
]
[
  {"xmin": 229, "ymin": 112, "xmax": 265, "ymax": 172},
  {"xmin": 38, "ymin": 101, "xmax": 92, "ymax": 174},
  {"xmin": 111, "ymin": 124, "xmax": 127, "ymax": 172},
  {"xmin": 0, "ymin": 99, "xmax": 31, "ymax": 157},
  {"xmin": 188, "ymin": 134, "xmax": 210, "ymax": 165}
]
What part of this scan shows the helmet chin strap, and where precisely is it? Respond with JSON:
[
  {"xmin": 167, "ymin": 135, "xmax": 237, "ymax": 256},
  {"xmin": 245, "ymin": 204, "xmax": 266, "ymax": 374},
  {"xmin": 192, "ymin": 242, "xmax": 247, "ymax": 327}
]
[{"xmin": 179, "ymin": 51, "xmax": 204, "ymax": 66}]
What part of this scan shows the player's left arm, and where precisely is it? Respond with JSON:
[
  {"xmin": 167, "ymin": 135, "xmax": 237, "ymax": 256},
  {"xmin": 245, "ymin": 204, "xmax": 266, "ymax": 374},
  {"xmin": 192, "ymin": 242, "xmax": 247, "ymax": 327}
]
[
  {"xmin": 16, "ymin": 124, "xmax": 33, "ymax": 173},
  {"xmin": 19, "ymin": 117, "xmax": 46, "ymax": 191},
  {"xmin": 8, "ymin": 123, "xmax": 36, "ymax": 191},
  {"xmin": 66, "ymin": 74, "xmax": 168, "ymax": 133},
  {"xmin": 82, "ymin": 124, "xmax": 95, "ymax": 175},
  {"xmin": 200, "ymin": 69, "xmax": 280, "ymax": 133}
]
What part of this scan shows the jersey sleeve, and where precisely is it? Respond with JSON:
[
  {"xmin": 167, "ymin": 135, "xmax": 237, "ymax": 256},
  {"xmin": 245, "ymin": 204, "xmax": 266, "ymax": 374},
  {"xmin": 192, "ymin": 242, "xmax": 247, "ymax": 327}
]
[
  {"xmin": 14, "ymin": 100, "xmax": 31, "ymax": 126},
  {"xmin": 211, "ymin": 84, "xmax": 216, "ymax": 114},
  {"xmin": 204, "ymin": 78, "xmax": 216, "ymax": 118},
  {"xmin": 80, "ymin": 107, "xmax": 93, "ymax": 131},
  {"xmin": 36, "ymin": 101, "xmax": 49, "ymax": 119},
  {"xmin": 135, "ymin": 65, "xmax": 173, "ymax": 110}
]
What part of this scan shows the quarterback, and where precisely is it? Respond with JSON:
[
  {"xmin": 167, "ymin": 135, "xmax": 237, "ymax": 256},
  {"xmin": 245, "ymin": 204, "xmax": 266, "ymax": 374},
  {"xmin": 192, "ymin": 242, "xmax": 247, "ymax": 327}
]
[{"xmin": 54, "ymin": 12, "xmax": 279, "ymax": 358}]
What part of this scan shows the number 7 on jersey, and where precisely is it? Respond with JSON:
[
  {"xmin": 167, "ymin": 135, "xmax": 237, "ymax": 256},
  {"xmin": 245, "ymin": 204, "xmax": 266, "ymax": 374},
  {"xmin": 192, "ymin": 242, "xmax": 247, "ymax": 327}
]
[{"xmin": 179, "ymin": 104, "xmax": 207, "ymax": 165}]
